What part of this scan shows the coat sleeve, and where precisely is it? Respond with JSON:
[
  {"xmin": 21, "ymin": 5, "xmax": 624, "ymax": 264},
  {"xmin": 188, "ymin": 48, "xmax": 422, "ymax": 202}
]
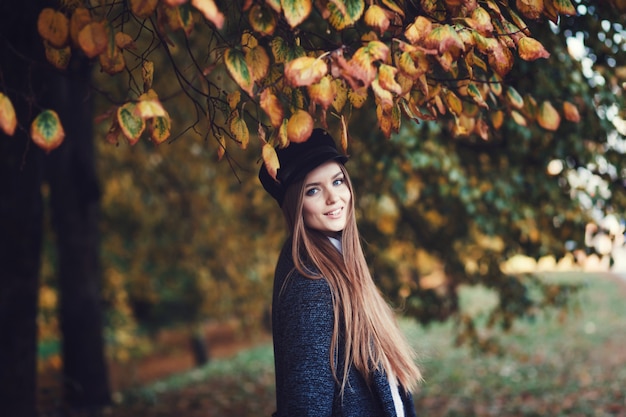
[{"xmin": 273, "ymin": 272, "xmax": 337, "ymax": 417}]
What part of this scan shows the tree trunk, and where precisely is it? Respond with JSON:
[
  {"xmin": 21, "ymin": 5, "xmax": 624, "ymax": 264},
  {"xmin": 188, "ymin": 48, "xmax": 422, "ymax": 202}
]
[
  {"xmin": 0, "ymin": 1, "xmax": 47, "ymax": 415},
  {"xmin": 45, "ymin": 64, "xmax": 111, "ymax": 408}
]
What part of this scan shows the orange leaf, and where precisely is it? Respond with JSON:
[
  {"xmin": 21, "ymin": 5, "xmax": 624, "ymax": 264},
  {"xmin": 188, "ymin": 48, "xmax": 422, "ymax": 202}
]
[
  {"xmin": 37, "ymin": 8, "xmax": 69, "ymax": 48},
  {"xmin": 99, "ymin": 46, "xmax": 126, "ymax": 75},
  {"xmin": 487, "ymin": 40, "xmax": 514, "ymax": 77},
  {"xmin": 191, "ymin": 0, "xmax": 224, "ymax": 29},
  {"xmin": 262, "ymin": 142, "xmax": 280, "ymax": 180},
  {"xmin": 537, "ymin": 101, "xmax": 561, "ymax": 131},
  {"xmin": 148, "ymin": 116, "xmax": 171, "ymax": 145},
  {"xmin": 491, "ymin": 109, "xmax": 504, "ymax": 129},
  {"xmin": 78, "ymin": 21, "xmax": 109, "ymax": 58},
  {"xmin": 115, "ymin": 32, "xmax": 136, "ymax": 50},
  {"xmin": 284, "ymin": 56, "xmax": 328, "ymax": 87},
  {"xmin": 0, "ymin": 93, "xmax": 17, "ymax": 136},
  {"xmin": 377, "ymin": 64, "xmax": 402, "ymax": 95},
  {"xmin": 70, "ymin": 7, "xmax": 92, "ymax": 47},
  {"xmin": 260, "ymin": 89, "xmax": 284, "ymax": 128},
  {"xmin": 340, "ymin": 114, "xmax": 349, "ymax": 154},
  {"xmin": 217, "ymin": 134, "xmax": 226, "ymax": 161},
  {"xmin": 286, "ymin": 110, "xmax": 313, "ymax": 143},
  {"xmin": 130, "ymin": 0, "xmax": 158, "ymax": 19},
  {"xmin": 518, "ymin": 37, "xmax": 550, "ymax": 60},
  {"xmin": 563, "ymin": 101, "xmax": 580, "ymax": 123}
]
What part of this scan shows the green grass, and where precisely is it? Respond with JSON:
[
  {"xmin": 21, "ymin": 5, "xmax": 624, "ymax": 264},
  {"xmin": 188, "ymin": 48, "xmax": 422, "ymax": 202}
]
[{"xmin": 117, "ymin": 273, "xmax": 626, "ymax": 417}]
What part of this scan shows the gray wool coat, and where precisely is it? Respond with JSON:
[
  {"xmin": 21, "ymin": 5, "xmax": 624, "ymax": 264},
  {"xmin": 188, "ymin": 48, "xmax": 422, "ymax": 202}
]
[{"xmin": 271, "ymin": 240, "xmax": 418, "ymax": 417}]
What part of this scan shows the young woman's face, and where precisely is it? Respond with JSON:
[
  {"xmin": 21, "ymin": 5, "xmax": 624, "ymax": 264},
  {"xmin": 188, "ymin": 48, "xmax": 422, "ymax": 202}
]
[{"xmin": 301, "ymin": 161, "xmax": 351, "ymax": 234}]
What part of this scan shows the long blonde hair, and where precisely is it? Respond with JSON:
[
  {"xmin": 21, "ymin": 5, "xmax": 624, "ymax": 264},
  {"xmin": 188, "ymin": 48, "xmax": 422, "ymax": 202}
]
[{"xmin": 281, "ymin": 163, "xmax": 422, "ymax": 393}]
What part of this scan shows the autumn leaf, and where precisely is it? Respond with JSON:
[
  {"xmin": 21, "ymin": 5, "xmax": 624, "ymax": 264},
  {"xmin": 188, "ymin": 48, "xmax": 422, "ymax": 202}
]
[
  {"xmin": 327, "ymin": 0, "xmax": 365, "ymax": 30},
  {"xmin": 518, "ymin": 37, "xmax": 550, "ymax": 60},
  {"xmin": 423, "ymin": 24, "xmax": 464, "ymax": 55},
  {"xmin": 491, "ymin": 109, "xmax": 504, "ymax": 129},
  {"xmin": 511, "ymin": 110, "xmax": 527, "ymax": 126},
  {"xmin": 217, "ymin": 134, "xmax": 226, "ymax": 161},
  {"xmin": 37, "ymin": 8, "xmax": 69, "ymax": 48},
  {"xmin": 227, "ymin": 91, "xmax": 241, "ymax": 110},
  {"xmin": 332, "ymin": 79, "xmax": 348, "ymax": 112},
  {"xmin": 115, "ymin": 32, "xmax": 136, "ymax": 50},
  {"xmin": 262, "ymin": 142, "xmax": 280, "ymax": 180},
  {"xmin": 248, "ymin": 4, "xmax": 277, "ymax": 36},
  {"xmin": 467, "ymin": 83, "xmax": 488, "ymax": 108},
  {"xmin": 467, "ymin": 7, "xmax": 494, "ymax": 35},
  {"xmin": 443, "ymin": 89, "xmax": 462, "ymax": 116},
  {"xmin": 284, "ymin": 56, "xmax": 328, "ymax": 87},
  {"xmin": 506, "ymin": 86, "xmax": 524, "ymax": 110},
  {"xmin": 229, "ymin": 110, "xmax": 250, "ymax": 149},
  {"xmin": 563, "ymin": 101, "xmax": 580, "ymax": 123},
  {"xmin": 99, "ymin": 45, "xmax": 126, "ymax": 75},
  {"xmin": 131, "ymin": 0, "xmax": 158, "ymax": 18},
  {"xmin": 191, "ymin": 0, "xmax": 224, "ymax": 29},
  {"xmin": 404, "ymin": 16, "xmax": 432, "ymax": 44},
  {"xmin": 537, "ymin": 101, "xmax": 561, "ymax": 131},
  {"xmin": 246, "ymin": 45, "xmax": 270, "ymax": 83},
  {"xmin": 516, "ymin": 0, "xmax": 544, "ymax": 19},
  {"xmin": 224, "ymin": 48, "xmax": 255, "ymax": 96},
  {"xmin": 377, "ymin": 64, "xmax": 402, "ymax": 96},
  {"xmin": 286, "ymin": 109, "xmax": 313, "ymax": 143},
  {"xmin": 135, "ymin": 91, "xmax": 167, "ymax": 119},
  {"xmin": 340, "ymin": 114, "xmax": 349, "ymax": 154},
  {"xmin": 259, "ymin": 89, "xmax": 284, "ymax": 128},
  {"xmin": 550, "ymin": 0, "xmax": 577, "ymax": 15},
  {"xmin": 348, "ymin": 87, "xmax": 368, "ymax": 108},
  {"xmin": 308, "ymin": 75, "xmax": 336, "ymax": 110},
  {"xmin": 281, "ymin": 0, "xmax": 312, "ymax": 27},
  {"xmin": 142, "ymin": 61, "xmax": 154, "ymax": 91},
  {"xmin": 117, "ymin": 102, "xmax": 146, "ymax": 145},
  {"xmin": 44, "ymin": 42, "xmax": 71, "ymax": 70},
  {"xmin": 78, "ymin": 21, "xmax": 109, "ymax": 58},
  {"xmin": 30, "ymin": 110, "xmax": 65, "ymax": 153},
  {"xmin": 0, "ymin": 93, "xmax": 17, "ymax": 136},
  {"xmin": 372, "ymin": 78, "xmax": 394, "ymax": 110},
  {"xmin": 70, "ymin": 7, "xmax": 92, "ymax": 47},
  {"xmin": 364, "ymin": 5, "xmax": 390, "ymax": 35},
  {"xmin": 148, "ymin": 116, "xmax": 171, "ymax": 144}
]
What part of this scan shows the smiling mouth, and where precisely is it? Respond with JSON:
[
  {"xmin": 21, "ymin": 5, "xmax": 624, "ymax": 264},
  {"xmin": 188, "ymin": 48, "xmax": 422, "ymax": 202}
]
[{"xmin": 325, "ymin": 207, "xmax": 343, "ymax": 216}]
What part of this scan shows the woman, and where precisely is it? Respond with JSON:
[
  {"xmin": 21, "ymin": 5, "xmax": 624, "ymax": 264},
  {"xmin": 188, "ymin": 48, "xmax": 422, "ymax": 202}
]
[{"xmin": 259, "ymin": 128, "xmax": 422, "ymax": 417}]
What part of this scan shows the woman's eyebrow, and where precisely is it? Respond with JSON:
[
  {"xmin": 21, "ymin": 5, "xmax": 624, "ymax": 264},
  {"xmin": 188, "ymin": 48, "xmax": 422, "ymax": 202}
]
[{"xmin": 305, "ymin": 171, "xmax": 343, "ymax": 188}]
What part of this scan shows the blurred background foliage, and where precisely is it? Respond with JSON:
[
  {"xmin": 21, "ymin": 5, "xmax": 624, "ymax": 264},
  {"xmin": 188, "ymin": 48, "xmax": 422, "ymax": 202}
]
[{"xmin": 36, "ymin": 1, "xmax": 626, "ymax": 369}]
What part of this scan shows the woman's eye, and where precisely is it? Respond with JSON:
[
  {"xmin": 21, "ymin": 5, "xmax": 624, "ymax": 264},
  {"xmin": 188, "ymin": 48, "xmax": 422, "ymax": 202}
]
[
  {"xmin": 305, "ymin": 188, "xmax": 319, "ymax": 196},
  {"xmin": 333, "ymin": 178, "xmax": 344, "ymax": 186}
]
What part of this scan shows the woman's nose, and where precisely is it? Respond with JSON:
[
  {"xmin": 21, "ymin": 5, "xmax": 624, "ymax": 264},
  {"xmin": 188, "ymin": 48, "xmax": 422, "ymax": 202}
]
[{"xmin": 325, "ymin": 188, "xmax": 338, "ymax": 204}]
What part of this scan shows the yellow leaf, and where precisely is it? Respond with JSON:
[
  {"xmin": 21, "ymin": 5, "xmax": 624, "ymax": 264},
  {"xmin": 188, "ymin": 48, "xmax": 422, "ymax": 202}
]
[
  {"xmin": 228, "ymin": 91, "xmax": 241, "ymax": 110},
  {"xmin": 348, "ymin": 87, "xmax": 368, "ymax": 109},
  {"xmin": 37, "ymin": 8, "xmax": 69, "ymax": 48},
  {"xmin": 277, "ymin": 118, "xmax": 289, "ymax": 147},
  {"xmin": 149, "ymin": 116, "xmax": 171, "ymax": 145},
  {"xmin": 70, "ymin": 7, "xmax": 92, "ymax": 47},
  {"xmin": 246, "ymin": 45, "xmax": 270, "ymax": 83},
  {"xmin": 376, "ymin": 104, "xmax": 392, "ymax": 139},
  {"xmin": 135, "ymin": 93, "xmax": 167, "ymax": 119},
  {"xmin": 518, "ymin": 37, "xmax": 550, "ymax": 61},
  {"xmin": 404, "ymin": 16, "xmax": 432, "ymax": 45},
  {"xmin": 332, "ymin": 79, "xmax": 348, "ymax": 112},
  {"xmin": 260, "ymin": 89, "xmax": 284, "ymax": 128},
  {"xmin": 443, "ymin": 89, "xmax": 462, "ymax": 116},
  {"xmin": 308, "ymin": 75, "xmax": 336, "ymax": 110},
  {"xmin": 284, "ymin": 56, "xmax": 328, "ymax": 87},
  {"xmin": 340, "ymin": 114, "xmax": 349, "ymax": 154},
  {"xmin": 364, "ymin": 5, "xmax": 390, "ymax": 35},
  {"xmin": 262, "ymin": 142, "xmax": 280, "ymax": 180},
  {"xmin": 327, "ymin": 0, "xmax": 365, "ymax": 30},
  {"xmin": 191, "ymin": 0, "xmax": 225, "ymax": 29},
  {"xmin": 0, "ymin": 93, "xmax": 17, "ymax": 136},
  {"xmin": 229, "ymin": 110, "xmax": 250, "ymax": 149},
  {"xmin": 537, "ymin": 101, "xmax": 561, "ymax": 131},
  {"xmin": 563, "ymin": 101, "xmax": 580, "ymax": 123},
  {"xmin": 130, "ymin": 0, "xmax": 158, "ymax": 18},
  {"xmin": 377, "ymin": 64, "xmax": 402, "ymax": 95},
  {"xmin": 372, "ymin": 78, "xmax": 393, "ymax": 110},
  {"xmin": 281, "ymin": 0, "xmax": 312, "ymax": 27},
  {"xmin": 491, "ymin": 110, "xmax": 504, "ymax": 129},
  {"xmin": 286, "ymin": 109, "xmax": 313, "ymax": 143},
  {"xmin": 467, "ymin": 7, "xmax": 494, "ymax": 35},
  {"xmin": 511, "ymin": 110, "xmax": 527, "ymax": 126},
  {"xmin": 78, "ymin": 21, "xmax": 108, "ymax": 58},
  {"xmin": 423, "ymin": 24, "xmax": 464, "ymax": 54}
]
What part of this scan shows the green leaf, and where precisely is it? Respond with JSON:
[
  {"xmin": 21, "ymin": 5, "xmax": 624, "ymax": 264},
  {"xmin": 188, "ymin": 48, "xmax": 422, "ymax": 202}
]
[
  {"xmin": 249, "ymin": 4, "xmax": 277, "ymax": 36},
  {"xmin": 328, "ymin": 0, "xmax": 365, "ymax": 30},
  {"xmin": 224, "ymin": 48, "xmax": 254, "ymax": 96},
  {"xmin": 30, "ymin": 109, "xmax": 65, "ymax": 152},
  {"xmin": 506, "ymin": 86, "xmax": 524, "ymax": 110},
  {"xmin": 149, "ymin": 116, "xmax": 170, "ymax": 144},
  {"xmin": 117, "ymin": 102, "xmax": 146, "ymax": 145}
]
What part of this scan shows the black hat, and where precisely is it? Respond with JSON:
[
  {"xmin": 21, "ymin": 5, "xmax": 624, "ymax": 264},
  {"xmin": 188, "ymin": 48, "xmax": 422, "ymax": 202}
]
[{"xmin": 259, "ymin": 128, "xmax": 348, "ymax": 206}]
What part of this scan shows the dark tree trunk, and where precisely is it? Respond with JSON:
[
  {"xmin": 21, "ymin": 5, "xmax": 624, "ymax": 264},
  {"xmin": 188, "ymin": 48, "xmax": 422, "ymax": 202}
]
[
  {"xmin": 45, "ymin": 64, "xmax": 111, "ymax": 408},
  {"xmin": 0, "ymin": 1, "xmax": 47, "ymax": 416},
  {"xmin": 1, "ymin": 0, "xmax": 110, "ymax": 412}
]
